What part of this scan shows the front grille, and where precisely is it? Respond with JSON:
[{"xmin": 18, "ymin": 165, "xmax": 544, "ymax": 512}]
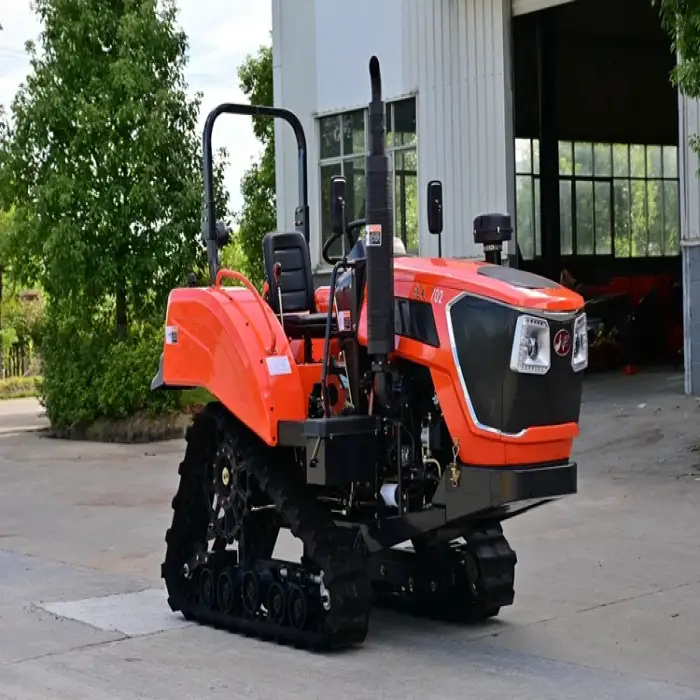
[{"xmin": 448, "ymin": 294, "xmax": 583, "ymax": 435}]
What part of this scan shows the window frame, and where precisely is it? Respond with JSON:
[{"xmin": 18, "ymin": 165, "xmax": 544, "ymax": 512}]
[
  {"xmin": 515, "ymin": 138, "xmax": 681, "ymax": 262},
  {"xmin": 316, "ymin": 95, "xmax": 418, "ymax": 268}
]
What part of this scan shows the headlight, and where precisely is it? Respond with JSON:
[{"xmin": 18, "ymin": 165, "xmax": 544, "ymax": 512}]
[
  {"xmin": 509, "ymin": 315, "xmax": 550, "ymax": 375},
  {"xmin": 571, "ymin": 312, "xmax": 588, "ymax": 372}
]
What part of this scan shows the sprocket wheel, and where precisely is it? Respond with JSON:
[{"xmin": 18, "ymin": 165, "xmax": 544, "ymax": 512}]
[{"xmin": 207, "ymin": 441, "xmax": 251, "ymax": 548}]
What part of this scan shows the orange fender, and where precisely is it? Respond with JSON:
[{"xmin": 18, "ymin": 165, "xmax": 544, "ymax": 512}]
[{"xmin": 157, "ymin": 286, "xmax": 307, "ymax": 446}]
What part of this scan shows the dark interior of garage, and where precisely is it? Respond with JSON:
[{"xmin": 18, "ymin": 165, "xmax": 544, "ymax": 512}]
[{"xmin": 511, "ymin": 0, "xmax": 683, "ymax": 373}]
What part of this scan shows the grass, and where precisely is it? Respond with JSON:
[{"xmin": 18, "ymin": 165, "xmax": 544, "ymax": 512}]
[
  {"xmin": 0, "ymin": 376, "xmax": 41, "ymax": 400},
  {"xmin": 51, "ymin": 387, "xmax": 217, "ymax": 443},
  {"xmin": 0, "ymin": 378, "xmax": 214, "ymax": 406},
  {"xmin": 0, "ymin": 378, "xmax": 216, "ymax": 443}
]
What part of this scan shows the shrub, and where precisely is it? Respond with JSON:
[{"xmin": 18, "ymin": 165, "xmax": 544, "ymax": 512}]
[
  {"xmin": 39, "ymin": 317, "xmax": 180, "ymax": 430},
  {"xmin": 0, "ymin": 376, "xmax": 40, "ymax": 400}
]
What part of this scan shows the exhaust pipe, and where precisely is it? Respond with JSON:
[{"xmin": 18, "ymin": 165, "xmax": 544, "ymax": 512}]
[{"xmin": 364, "ymin": 56, "xmax": 394, "ymax": 358}]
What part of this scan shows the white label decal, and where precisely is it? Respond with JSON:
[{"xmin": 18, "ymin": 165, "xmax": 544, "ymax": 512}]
[
  {"xmin": 165, "ymin": 325, "xmax": 178, "ymax": 344},
  {"xmin": 266, "ymin": 355, "xmax": 292, "ymax": 376},
  {"xmin": 430, "ymin": 288, "xmax": 444, "ymax": 304},
  {"xmin": 337, "ymin": 310, "xmax": 352, "ymax": 331},
  {"xmin": 366, "ymin": 223, "xmax": 382, "ymax": 247}
]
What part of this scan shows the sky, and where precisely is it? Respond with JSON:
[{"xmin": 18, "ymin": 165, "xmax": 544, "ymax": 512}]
[{"xmin": 0, "ymin": 0, "xmax": 272, "ymax": 214}]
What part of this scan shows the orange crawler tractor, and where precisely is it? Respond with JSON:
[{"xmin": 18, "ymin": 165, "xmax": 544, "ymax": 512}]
[{"xmin": 152, "ymin": 56, "xmax": 586, "ymax": 650}]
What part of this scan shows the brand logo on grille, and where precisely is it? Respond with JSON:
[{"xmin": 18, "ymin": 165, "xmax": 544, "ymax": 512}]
[{"xmin": 553, "ymin": 329, "xmax": 571, "ymax": 357}]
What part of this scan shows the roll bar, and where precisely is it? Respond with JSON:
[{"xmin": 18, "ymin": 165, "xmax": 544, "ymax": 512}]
[{"xmin": 202, "ymin": 103, "xmax": 310, "ymax": 284}]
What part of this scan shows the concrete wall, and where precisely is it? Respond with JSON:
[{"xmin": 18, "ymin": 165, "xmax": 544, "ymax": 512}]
[{"xmin": 271, "ymin": 0, "xmax": 515, "ymax": 269}]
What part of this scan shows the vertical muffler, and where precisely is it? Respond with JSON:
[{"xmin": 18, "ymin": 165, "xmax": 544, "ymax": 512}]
[{"xmin": 365, "ymin": 56, "xmax": 394, "ymax": 358}]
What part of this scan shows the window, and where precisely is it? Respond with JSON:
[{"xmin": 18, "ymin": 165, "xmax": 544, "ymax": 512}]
[
  {"xmin": 515, "ymin": 138, "xmax": 541, "ymax": 260},
  {"xmin": 515, "ymin": 139, "xmax": 680, "ymax": 260},
  {"xmin": 318, "ymin": 98, "xmax": 418, "ymax": 260}
]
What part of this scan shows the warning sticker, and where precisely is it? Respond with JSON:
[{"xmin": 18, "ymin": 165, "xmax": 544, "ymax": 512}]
[
  {"xmin": 366, "ymin": 224, "xmax": 382, "ymax": 247},
  {"xmin": 337, "ymin": 310, "xmax": 352, "ymax": 331},
  {"xmin": 266, "ymin": 355, "xmax": 292, "ymax": 376},
  {"xmin": 165, "ymin": 325, "xmax": 179, "ymax": 345}
]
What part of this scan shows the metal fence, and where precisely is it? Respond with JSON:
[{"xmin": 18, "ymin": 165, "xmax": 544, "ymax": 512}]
[{"xmin": 3, "ymin": 341, "xmax": 33, "ymax": 378}]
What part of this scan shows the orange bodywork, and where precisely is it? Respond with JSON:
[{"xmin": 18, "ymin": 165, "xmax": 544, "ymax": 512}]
[
  {"xmin": 320, "ymin": 257, "xmax": 585, "ymax": 467},
  {"xmin": 159, "ymin": 257, "xmax": 584, "ymax": 466},
  {"xmin": 160, "ymin": 285, "xmax": 307, "ymax": 446}
]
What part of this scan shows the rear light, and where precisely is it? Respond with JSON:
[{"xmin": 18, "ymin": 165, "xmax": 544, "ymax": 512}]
[
  {"xmin": 509, "ymin": 315, "xmax": 550, "ymax": 375},
  {"xmin": 571, "ymin": 313, "xmax": 588, "ymax": 372}
]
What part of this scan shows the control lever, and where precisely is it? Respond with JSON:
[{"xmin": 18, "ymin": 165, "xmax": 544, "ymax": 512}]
[{"xmin": 273, "ymin": 262, "xmax": 284, "ymax": 327}]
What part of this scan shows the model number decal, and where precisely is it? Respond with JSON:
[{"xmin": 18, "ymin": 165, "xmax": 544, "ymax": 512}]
[
  {"xmin": 430, "ymin": 288, "xmax": 444, "ymax": 304},
  {"xmin": 411, "ymin": 284, "xmax": 426, "ymax": 301}
]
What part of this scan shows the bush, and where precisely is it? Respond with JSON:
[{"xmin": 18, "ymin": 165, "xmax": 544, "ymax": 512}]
[
  {"xmin": 40, "ymin": 318, "xmax": 181, "ymax": 430},
  {"xmin": 0, "ymin": 376, "xmax": 40, "ymax": 400}
]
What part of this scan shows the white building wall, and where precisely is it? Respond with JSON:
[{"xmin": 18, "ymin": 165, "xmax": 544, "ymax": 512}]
[
  {"xmin": 272, "ymin": 0, "xmax": 515, "ymax": 269},
  {"xmin": 271, "ymin": 0, "xmax": 318, "ymax": 237},
  {"xmin": 405, "ymin": 0, "xmax": 515, "ymax": 259},
  {"xmin": 678, "ymin": 95, "xmax": 700, "ymax": 394},
  {"xmin": 314, "ymin": 0, "xmax": 408, "ymax": 115}
]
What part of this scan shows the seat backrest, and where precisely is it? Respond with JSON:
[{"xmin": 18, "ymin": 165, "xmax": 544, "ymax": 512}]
[{"xmin": 262, "ymin": 231, "xmax": 315, "ymax": 314}]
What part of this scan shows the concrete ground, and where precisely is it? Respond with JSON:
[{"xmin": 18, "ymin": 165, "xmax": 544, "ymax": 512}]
[{"xmin": 0, "ymin": 371, "xmax": 699, "ymax": 699}]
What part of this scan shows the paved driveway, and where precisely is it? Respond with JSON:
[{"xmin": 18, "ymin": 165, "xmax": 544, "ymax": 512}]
[{"xmin": 0, "ymin": 372, "xmax": 699, "ymax": 699}]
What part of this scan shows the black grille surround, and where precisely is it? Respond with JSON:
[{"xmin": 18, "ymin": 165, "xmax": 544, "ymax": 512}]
[{"xmin": 447, "ymin": 293, "xmax": 584, "ymax": 435}]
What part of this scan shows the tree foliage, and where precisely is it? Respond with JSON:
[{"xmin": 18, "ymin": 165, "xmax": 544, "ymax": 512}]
[
  {"xmin": 229, "ymin": 44, "xmax": 275, "ymax": 288},
  {"xmin": 1, "ymin": 0, "xmax": 229, "ymax": 333},
  {"xmin": 657, "ymin": 0, "xmax": 700, "ymax": 97},
  {"xmin": 0, "ymin": 0, "xmax": 229, "ymax": 427},
  {"xmin": 657, "ymin": 0, "xmax": 700, "ymax": 154}
]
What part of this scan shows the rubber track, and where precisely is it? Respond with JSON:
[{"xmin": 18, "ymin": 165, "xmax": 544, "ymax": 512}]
[
  {"xmin": 372, "ymin": 525, "xmax": 517, "ymax": 623},
  {"xmin": 162, "ymin": 402, "xmax": 373, "ymax": 650}
]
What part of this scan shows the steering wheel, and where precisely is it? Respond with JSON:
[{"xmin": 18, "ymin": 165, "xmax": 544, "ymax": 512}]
[{"xmin": 322, "ymin": 218, "xmax": 366, "ymax": 265}]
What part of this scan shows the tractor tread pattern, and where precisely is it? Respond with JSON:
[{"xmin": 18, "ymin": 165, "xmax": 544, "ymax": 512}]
[
  {"xmin": 162, "ymin": 402, "xmax": 372, "ymax": 651},
  {"xmin": 373, "ymin": 525, "xmax": 517, "ymax": 623}
]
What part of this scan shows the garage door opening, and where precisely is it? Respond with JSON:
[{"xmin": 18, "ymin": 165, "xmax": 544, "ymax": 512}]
[{"xmin": 512, "ymin": 0, "xmax": 683, "ymax": 374}]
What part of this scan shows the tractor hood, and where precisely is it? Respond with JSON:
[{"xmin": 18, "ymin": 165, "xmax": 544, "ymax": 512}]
[{"xmin": 393, "ymin": 256, "xmax": 584, "ymax": 313}]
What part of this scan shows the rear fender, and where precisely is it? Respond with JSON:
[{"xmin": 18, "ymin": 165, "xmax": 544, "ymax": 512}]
[{"xmin": 155, "ymin": 286, "xmax": 307, "ymax": 446}]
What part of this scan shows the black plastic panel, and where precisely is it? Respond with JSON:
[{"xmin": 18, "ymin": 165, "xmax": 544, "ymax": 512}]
[
  {"xmin": 394, "ymin": 298, "xmax": 439, "ymax": 347},
  {"xmin": 449, "ymin": 295, "xmax": 583, "ymax": 434},
  {"xmin": 477, "ymin": 265, "xmax": 561, "ymax": 289},
  {"xmin": 303, "ymin": 415, "xmax": 379, "ymax": 486}
]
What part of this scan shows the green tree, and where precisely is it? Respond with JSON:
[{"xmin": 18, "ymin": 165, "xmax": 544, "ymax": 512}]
[
  {"xmin": 658, "ymin": 1, "xmax": 700, "ymax": 98},
  {"xmin": 1, "ymin": 0, "xmax": 230, "ymax": 337},
  {"xmin": 0, "ymin": 208, "xmax": 13, "ymax": 377},
  {"xmin": 0, "ymin": 0, "xmax": 228, "ymax": 428},
  {"xmin": 229, "ymin": 43, "xmax": 275, "ymax": 288},
  {"xmin": 658, "ymin": 1, "xmax": 700, "ymax": 161}
]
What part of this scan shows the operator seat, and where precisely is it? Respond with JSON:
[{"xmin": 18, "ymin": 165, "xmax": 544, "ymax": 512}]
[{"xmin": 262, "ymin": 231, "xmax": 337, "ymax": 339}]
